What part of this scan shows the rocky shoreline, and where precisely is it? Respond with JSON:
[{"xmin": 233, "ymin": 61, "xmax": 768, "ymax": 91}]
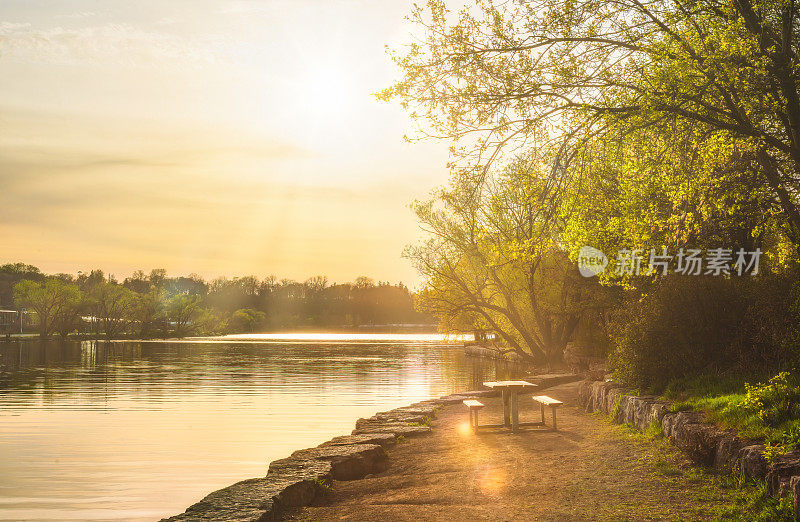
[
  {"xmin": 578, "ymin": 378, "xmax": 800, "ymax": 517},
  {"xmin": 162, "ymin": 389, "xmax": 499, "ymax": 521},
  {"xmin": 164, "ymin": 373, "xmax": 580, "ymax": 521}
]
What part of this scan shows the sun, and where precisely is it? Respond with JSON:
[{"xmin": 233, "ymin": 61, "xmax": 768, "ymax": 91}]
[{"xmin": 299, "ymin": 65, "xmax": 354, "ymax": 120}]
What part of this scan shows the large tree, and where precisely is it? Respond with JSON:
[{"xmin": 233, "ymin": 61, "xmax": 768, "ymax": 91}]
[
  {"xmin": 408, "ymin": 155, "xmax": 613, "ymax": 365},
  {"xmin": 381, "ymin": 0, "xmax": 800, "ymax": 247}
]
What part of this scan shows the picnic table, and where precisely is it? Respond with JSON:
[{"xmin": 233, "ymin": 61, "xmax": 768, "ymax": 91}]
[{"xmin": 482, "ymin": 380, "xmax": 538, "ymax": 431}]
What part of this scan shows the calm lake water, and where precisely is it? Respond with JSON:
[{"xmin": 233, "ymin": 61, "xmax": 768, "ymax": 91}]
[{"xmin": 0, "ymin": 334, "xmax": 521, "ymax": 521}]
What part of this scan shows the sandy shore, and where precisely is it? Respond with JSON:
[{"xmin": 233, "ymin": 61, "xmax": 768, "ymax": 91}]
[{"xmin": 289, "ymin": 381, "xmax": 746, "ymax": 521}]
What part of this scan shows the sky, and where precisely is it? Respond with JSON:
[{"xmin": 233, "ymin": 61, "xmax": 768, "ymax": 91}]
[{"xmin": 0, "ymin": 0, "xmax": 451, "ymax": 285}]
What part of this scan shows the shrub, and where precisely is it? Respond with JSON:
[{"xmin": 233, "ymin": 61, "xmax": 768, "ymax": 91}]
[
  {"xmin": 609, "ymin": 272, "xmax": 800, "ymax": 393},
  {"xmin": 743, "ymin": 372, "xmax": 800, "ymax": 427}
]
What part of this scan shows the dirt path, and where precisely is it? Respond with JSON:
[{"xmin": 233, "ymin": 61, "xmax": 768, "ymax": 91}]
[{"xmin": 290, "ymin": 381, "xmax": 746, "ymax": 521}]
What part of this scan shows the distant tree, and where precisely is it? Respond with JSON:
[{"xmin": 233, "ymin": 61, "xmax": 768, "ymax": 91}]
[
  {"xmin": 193, "ymin": 308, "xmax": 229, "ymax": 336},
  {"xmin": 165, "ymin": 294, "xmax": 201, "ymax": 337},
  {"xmin": 165, "ymin": 274, "xmax": 207, "ymax": 297},
  {"xmin": 149, "ymin": 269, "xmax": 167, "ymax": 288},
  {"xmin": 0, "ymin": 263, "xmax": 43, "ymax": 307},
  {"xmin": 87, "ymin": 281, "xmax": 135, "ymax": 339},
  {"xmin": 51, "ymin": 284, "xmax": 83, "ymax": 339},
  {"xmin": 13, "ymin": 278, "xmax": 81, "ymax": 338},
  {"xmin": 305, "ymin": 276, "xmax": 328, "ymax": 292},
  {"xmin": 130, "ymin": 288, "xmax": 164, "ymax": 338},
  {"xmin": 229, "ymin": 308, "xmax": 267, "ymax": 333},
  {"xmin": 123, "ymin": 270, "xmax": 151, "ymax": 294},
  {"xmin": 354, "ymin": 276, "xmax": 375, "ymax": 289}
]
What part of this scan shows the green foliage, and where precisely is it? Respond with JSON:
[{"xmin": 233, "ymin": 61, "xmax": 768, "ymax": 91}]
[
  {"xmin": 611, "ymin": 396, "xmax": 623, "ymax": 420},
  {"xmin": 661, "ymin": 372, "xmax": 800, "ymax": 455},
  {"xmin": 3, "ymin": 263, "xmax": 430, "ymax": 338},
  {"xmin": 713, "ymin": 480, "xmax": 796, "ymax": 521},
  {"xmin": 743, "ymin": 372, "xmax": 800, "ymax": 428},
  {"xmin": 383, "ymin": 0, "xmax": 800, "ymax": 245},
  {"xmin": 14, "ymin": 278, "xmax": 83, "ymax": 338},
  {"xmin": 643, "ymin": 420, "xmax": 664, "ymax": 440},
  {"xmin": 229, "ymin": 308, "xmax": 266, "ymax": 333},
  {"xmin": 610, "ymin": 273, "xmax": 800, "ymax": 393},
  {"xmin": 87, "ymin": 281, "xmax": 136, "ymax": 340},
  {"xmin": 408, "ymin": 153, "xmax": 617, "ymax": 365},
  {"xmin": 669, "ymin": 402, "xmax": 695, "ymax": 413}
]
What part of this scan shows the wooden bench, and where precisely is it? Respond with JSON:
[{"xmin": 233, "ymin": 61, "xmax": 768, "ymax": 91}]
[
  {"xmin": 532, "ymin": 395, "xmax": 563, "ymax": 430},
  {"xmin": 462, "ymin": 399, "xmax": 485, "ymax": 432}
]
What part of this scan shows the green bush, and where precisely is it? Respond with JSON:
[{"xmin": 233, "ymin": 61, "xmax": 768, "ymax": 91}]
[
  {"xmin": 743, "ymin": 372, "xmax": 800, "ymax": 427},
  {"xmin": 609, "ymin": 273, "xmax": 800, "ymax": 393}
]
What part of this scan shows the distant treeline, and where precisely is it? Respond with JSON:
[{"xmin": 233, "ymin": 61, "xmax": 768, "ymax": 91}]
[{"xmin": 0, "ymin": 263, "xmax": 433, "ymax": 339}]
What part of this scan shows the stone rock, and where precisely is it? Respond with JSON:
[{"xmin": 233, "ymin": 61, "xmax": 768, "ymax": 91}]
[
  {"xmin": 739, "ymin": 445, "xmax": 768, "ymax": 480},
  {"xmin": 271, "ymin": 443, "xmax": 387, "ymax": 481},
  {"xmin": 577, "ymin": 380, "xmax": 592, "ymax": 408},
  {"xmin": 369, "ymin": 412, "xmax": 430, "ymax": 424},
  {"xmin": 657, "ymin": 411, "xmax": 724, "ymax": 466},
  {"xmin": 606, "ymin": 388, "xmax": 625, "ymax": 419},
  {"xmin": 163, "ymin": 462, "xmax": 330, "ymax": 522},
  {"xmin": 354, "ymin": 414, "xmax": 427, "ymax": 430},
  {"xmin": 661, "ymin": 411, "xmax": 702, "ymax": 439},
  {"xmin": 352, "ymin": 423, "xmax": 431, "ymax": 437},
  {"xmin": 714, "ymin": 435, "xmax": 751, "ymax": 474},
  {"xmin": 430, "ymin": 395, "xmax": 468, "ymax": 405},
  {"xmin": 321, "ymin": 433, "xmax": 396, "ymax": 448},
  {"xmin": 620, "ymin": 396, "xmax": 669, "ymax": 431},
  {"xmin": 391, "ymin": 404, "xmax": 438, "ymax": 417},
  {"xmin": 675, "ymin": 422, "xmax": 724, "ymax": 466},
  {"xmin": 790, "ymin": 476, "xmax": 800, "ymax": 520},
  {"xmin": 765, "ymin": 450, "xmax": 800, "ymax": 496}
]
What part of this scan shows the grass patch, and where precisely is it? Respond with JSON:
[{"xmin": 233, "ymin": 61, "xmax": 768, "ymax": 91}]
[
  {"xmin": 610, "ymin": 419, "xmax": 797, "ymax": 521},
  {"xmin": 661, "ymin": 372, "xmax": 800, "ymax": 453}
]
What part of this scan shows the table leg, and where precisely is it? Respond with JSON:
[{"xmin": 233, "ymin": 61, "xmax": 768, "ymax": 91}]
[
  {"xmin": 511, "ymin": 392, "xmax": 519, "ymax": 432},
  {"xmin": 502, "ymin": 390, "xmax": 510, "ymax": 427}
]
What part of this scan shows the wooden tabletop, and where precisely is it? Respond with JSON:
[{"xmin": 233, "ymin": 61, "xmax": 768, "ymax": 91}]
[{"xmin": 482, "ymin": 380, "xmax": 537, "ymax": 389}]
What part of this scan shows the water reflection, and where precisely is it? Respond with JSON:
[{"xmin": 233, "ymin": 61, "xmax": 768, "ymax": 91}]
[{"xmin": 0, "ymin": 339, "xmax": 521, "ymax": 521}]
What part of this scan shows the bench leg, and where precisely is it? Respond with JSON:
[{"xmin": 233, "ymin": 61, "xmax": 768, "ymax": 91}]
[
  {"xmin": 552, "ymin": 407, "xmax": 558, "ymax": 431},
  {"xmin": 468, "ymin": 409, "xmax": 474, "ymax": 430},
  {"xmin": 474, "ymin": 409, "xmax": 479, "ymax": 431},
  {"xmin": 540, "ymin": 403, "xmax": 545, "ymax": 425},
  {"xmin": 511, "ymin": 393, "xmax": 519, "ymax": 432},
  {"xmin": 502, "ymin": 390, "xmax": 510, "ymax": 427}
]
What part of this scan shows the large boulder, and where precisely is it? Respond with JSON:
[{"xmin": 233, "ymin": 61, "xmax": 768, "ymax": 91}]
[
  {"xmin": 619, "ymin": 396, "xmax": 669, "ymax": 431},
  {"xmin": 270, "ymin": 443, "xmax": 387, "ymax": 481},
  {"xmin": 164, "ymin": 461, "xmax": 332, "ymax": 521},
  {"xmin": 662, "ymin": 411, "xmax": 723, "ymax": 465},
  {"xmin": 714, "ymin": 435, "xmax": 752, "ymax": 474},
  {"xmin": 765, "ymin": 451, "xmax": 800, "ymax": 496},
  {"xmin": 739, "ymin": 445, "xmax": 768, "ymax": 480}
]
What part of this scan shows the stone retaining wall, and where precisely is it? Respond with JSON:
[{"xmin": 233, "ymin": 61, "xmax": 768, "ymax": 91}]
[
  {"xmin": 163, "ymin": 389, "xmax": 500, "ymax": 521},
  {"xmin": 578, "ymin": 379, "xmax": 800, "ymax": 518}
]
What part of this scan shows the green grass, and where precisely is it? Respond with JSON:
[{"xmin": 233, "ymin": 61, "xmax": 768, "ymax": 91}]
[
  {"xmin": 613, "ymin": 419, "xmax": 796, "ymax": 521},
  {"xmin": 660, "ymin": 373, "xmax": 800, "ymax": 450}
]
